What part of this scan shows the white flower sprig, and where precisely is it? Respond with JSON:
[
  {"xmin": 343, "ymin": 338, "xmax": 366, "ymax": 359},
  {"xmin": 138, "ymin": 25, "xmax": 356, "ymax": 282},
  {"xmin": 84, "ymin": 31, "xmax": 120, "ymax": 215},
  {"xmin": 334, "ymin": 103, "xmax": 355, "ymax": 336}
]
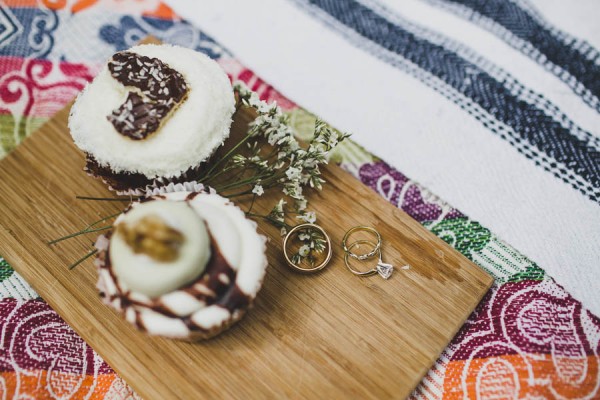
[
  {"xmin": 201, "ymin": 81, "xmax": 350, "ymax": 264},
  {"xmin": 58, "ymin": 83, "xmax": 348, "ymax": 269}
]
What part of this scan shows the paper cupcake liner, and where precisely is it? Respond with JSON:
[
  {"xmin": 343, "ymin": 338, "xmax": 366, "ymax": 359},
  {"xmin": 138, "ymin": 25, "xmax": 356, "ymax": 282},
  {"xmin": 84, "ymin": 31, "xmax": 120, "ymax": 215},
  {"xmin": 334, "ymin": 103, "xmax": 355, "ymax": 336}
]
[{"xmin": 116, "ymin": 179, "xmax": 215, "ymax": 197}]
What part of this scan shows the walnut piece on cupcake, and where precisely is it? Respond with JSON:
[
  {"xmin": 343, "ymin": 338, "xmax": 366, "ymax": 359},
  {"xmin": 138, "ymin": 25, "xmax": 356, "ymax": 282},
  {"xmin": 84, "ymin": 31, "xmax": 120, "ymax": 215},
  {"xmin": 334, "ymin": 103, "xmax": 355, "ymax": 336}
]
[
  {"xmin": 69, "ymin": 44, "xmax": 235, "ymax": 195},
  {"xmin": 94, "ymin": 191, "xmax": 268, "ymax": 340}
]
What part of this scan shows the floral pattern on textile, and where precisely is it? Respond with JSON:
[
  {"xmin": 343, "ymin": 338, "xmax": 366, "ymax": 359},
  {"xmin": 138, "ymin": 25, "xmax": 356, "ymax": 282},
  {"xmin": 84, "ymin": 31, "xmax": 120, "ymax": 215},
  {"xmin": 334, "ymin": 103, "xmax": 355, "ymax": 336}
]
[
  {"xmin": 358, "ymin": 161, "xmax": 464, "ymax": 225},
  {"xmin": 0, "ymin": 7, "xmax": 59, "ymax": 58},
  {"xmin": 0, "ymin": 299, "xmax": 139, "ymax": 399},
  {"xmin": 0, "ymin": 259, "xmax": 12, "ymax": 282},
  {"xmin": 443, "ymin": 277, "xmax": 600, "ymax": 399},
  {"xmin": 0, "ymin": 57, "xmax": 93, "ymax": 154},
  {"xmin": 0, "ymin": 1, "xmax": 598, "ymax": 399},
  {"xmin": 99, "ymin": 14, "xmax": 225, "ymax": 59}
]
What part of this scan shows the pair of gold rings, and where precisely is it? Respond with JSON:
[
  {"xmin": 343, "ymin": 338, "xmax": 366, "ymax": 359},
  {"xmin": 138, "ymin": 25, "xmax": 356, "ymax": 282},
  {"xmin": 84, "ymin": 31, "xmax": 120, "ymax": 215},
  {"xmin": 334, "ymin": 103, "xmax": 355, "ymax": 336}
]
[
  {"xmin": 282, "ymin": 223, "xmax": 394, "ymax": 280},
  {"xmin": 342, "ymin": 226, "xmax": 394, "ymax": 280}
]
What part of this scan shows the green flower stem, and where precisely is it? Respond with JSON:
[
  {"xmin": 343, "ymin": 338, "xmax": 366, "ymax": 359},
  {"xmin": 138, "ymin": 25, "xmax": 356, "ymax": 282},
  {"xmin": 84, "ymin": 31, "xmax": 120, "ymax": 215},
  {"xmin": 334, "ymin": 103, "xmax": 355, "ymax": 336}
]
[
  {"xmin": 48, "ymin": 225, "xmax": 111, "ymax": 245},
  {"xmin": 69, "ymin": 249, "xmax": 98, "ymax": 270},
  {"xmin": 201, "ymin": 133, "xmax": 253, "ymax": 181},
  {"xmin": 247, "ymin": 194, "xmax": 258, "ymax": 214},
  {"xmin": 215, "ymin": 172, "xmax": 272, "ymax": 192},
  {"xmin": 204, "ymin": 164, "xmax": 237, "ymax": 183},
  {"xmin": 76, "ymin": 196, "xmax": 136, "ymax": 202},
  {"xmin": 246, "ymin": 212, "xmax": 292, "ymax": 230},
  {"xmin": 226, "ymin": 189, "xmax": 254, "ymax": 198},
  {"xmin": 83, "ymin": 212, "xmax": 120, "ymax": 231}
]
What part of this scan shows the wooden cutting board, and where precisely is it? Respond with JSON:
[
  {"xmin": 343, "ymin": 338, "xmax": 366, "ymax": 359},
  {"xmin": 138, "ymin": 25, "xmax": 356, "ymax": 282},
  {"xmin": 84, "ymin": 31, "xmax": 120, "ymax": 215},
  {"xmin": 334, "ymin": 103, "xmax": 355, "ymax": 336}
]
[{"xmin": 0, "ymin": 73, "xmax": 493, "ymax": 399}]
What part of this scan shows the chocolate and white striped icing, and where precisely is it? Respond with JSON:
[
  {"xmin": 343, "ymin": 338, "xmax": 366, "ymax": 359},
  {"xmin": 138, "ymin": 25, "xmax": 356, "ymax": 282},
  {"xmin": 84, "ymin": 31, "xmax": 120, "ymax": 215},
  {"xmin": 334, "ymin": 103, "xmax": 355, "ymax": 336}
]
[{"xmin": 95, "ymin": 191, "xmax": 268, "ymax": 340}]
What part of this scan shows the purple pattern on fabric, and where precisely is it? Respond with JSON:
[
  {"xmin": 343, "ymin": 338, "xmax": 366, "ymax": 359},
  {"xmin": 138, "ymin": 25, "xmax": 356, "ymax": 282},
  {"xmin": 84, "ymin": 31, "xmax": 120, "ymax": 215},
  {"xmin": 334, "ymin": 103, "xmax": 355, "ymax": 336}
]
[
  {"xmin": 358, "ymin": 161, "xmax": 464, "ymax": 223},
  {"xmin": 451, "ymin": 279, "xmax": 600, "ymax": 361},
  {"xmin": 0, "ymin": 299, "xmax": 113, "ymax": 374}
]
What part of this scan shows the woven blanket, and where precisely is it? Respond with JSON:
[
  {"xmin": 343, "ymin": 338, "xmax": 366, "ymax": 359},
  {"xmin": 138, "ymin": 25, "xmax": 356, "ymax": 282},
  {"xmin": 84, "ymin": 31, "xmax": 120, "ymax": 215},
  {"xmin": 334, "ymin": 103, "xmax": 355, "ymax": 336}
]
[{"xmin": 0, "ymin": 0, "xmax": 598, "ymax": 398}]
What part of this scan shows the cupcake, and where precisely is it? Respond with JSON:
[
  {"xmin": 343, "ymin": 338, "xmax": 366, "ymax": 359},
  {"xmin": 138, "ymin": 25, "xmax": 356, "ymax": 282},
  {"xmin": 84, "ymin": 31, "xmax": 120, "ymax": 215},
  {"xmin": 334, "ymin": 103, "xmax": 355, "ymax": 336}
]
[
  {"xmin": 69, "ymin": 44, "xmax": 236, "ymax": 195},
  {"xmin": 94, "ymin": 190, "xmax": 268, "ymax": 340}
]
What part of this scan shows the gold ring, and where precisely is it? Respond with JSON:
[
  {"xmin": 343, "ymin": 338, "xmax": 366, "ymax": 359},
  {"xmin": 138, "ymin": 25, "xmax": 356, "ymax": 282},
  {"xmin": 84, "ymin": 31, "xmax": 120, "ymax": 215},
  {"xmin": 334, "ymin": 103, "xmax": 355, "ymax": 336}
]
[
  {"xmin": 343, "ymin": 240, "xmax": 380, "ymax": 276},
  {"xmin": 342, "ymin": 226, "xmax": 381, "ymax": 260},
  {"xmin": 283, "ymin": 223, "xmax": 332, "ymax": 273},
  {"xmin": 344, "ymin": 239, "xmax": 395, "ymax": 280}
]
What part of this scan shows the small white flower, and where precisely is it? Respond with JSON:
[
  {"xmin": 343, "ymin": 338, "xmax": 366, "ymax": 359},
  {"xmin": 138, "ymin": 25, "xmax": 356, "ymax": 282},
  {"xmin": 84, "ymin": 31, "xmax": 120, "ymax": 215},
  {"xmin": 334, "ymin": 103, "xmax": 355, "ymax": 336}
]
[
  {"xmin": 252, "ymin": 185, "xmax": 264, "ymax": 196},
  {"xmin": 286, "ymin": 166, "xmax": 301, "ymax": 180},
  {"xmin": 328, "ymin": 135, "xmax": 338, "ymax": 148},
  {"xmin": 298, "ymin": 245, "xmax": 310, "ymax": 257},
  {"xmin": 296, "ymin": 198, "xmax": 307, "ymax": 211},
  {"xmin": 298, "ymin": 211, "xmax": 316, "ymax": 224},
  {"xmin": 287, "ymin": 140, "xmax": 300, "ymax": 151},
  {"xmin": 298, "ymin": 232, "xmax": 310, "ymax": 240},
  {"xmin": 276, "ymin": 199, "xmax": 286, "ymax": 212},
  {"xmin": 303, "ymin": 159, "xmax": 318, "ymax": 169}
]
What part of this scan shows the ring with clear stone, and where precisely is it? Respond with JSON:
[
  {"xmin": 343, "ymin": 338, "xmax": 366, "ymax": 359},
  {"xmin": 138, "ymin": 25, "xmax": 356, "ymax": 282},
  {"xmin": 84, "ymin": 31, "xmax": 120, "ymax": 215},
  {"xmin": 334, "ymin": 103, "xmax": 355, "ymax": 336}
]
[{"xmin": 344, "ymin": 240, "xmax": 394, "ymax": 280}]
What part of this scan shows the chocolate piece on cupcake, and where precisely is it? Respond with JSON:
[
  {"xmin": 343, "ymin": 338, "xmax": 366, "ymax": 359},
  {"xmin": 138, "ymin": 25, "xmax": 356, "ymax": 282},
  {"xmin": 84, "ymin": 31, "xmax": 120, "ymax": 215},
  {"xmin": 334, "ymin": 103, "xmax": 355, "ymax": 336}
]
[
  {"xmin": 94, "ymin": 191, "xmax": 268, "ymax": 340},
  {"xmin": 69, "ymin": 44, "xmax": 235, "ymax": 195}
]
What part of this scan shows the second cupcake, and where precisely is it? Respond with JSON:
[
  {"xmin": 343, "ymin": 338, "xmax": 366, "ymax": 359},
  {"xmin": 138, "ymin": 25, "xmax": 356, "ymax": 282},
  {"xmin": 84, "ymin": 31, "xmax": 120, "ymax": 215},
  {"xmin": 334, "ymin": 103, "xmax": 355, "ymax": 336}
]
[{"xmin": 69, "ymin": 44, "xmax": 236, "ymax": 194}]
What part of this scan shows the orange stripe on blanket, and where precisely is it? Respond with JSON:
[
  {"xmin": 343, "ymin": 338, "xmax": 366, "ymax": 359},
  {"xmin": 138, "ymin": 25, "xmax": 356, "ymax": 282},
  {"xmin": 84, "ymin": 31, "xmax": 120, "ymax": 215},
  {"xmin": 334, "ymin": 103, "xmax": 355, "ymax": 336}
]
[
  {"xmin": 442, "ymin": 353, "xmax": 599, "ymax": 399},
  {"xmin": 2, "ymin": 0, "xmax": 40, "ymax": 7},
  {"xmin": 3, "ymin": 0, "xmax": 175, "ymax": 19},
  {"xmin": 143, "ymin": 2, "xmax": 177, "ymax": 20},
  {"xmin": 0, "ymin": 370, "xmax": 120, "ymax": 399}
]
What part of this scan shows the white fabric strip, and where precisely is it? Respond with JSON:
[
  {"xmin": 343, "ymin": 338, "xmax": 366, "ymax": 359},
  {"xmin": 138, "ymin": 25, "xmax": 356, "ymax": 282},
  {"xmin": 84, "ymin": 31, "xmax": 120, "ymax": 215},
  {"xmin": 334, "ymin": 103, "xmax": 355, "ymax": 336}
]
[
  {"xmin": 165, "ymin": 0, "xmax": 600, "ymax": 315},
  {"xmin": 376, "ymin": 0, "xmax": 600, "ymax": 138},
  {"xmin": 527, "ymin": 0, "xmax": 600, "ymax": 50}
]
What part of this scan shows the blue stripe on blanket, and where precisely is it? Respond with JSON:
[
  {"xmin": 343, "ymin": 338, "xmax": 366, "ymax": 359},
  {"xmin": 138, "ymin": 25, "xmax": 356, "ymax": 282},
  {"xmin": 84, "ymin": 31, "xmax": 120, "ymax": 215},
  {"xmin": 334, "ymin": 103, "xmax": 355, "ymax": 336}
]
[
  {"xmin": 293, "ymin": 0, "xmax": 600, "ymax": 203},
  {"xmin": 424, "ymin": 0, "xmax": 600, "ymax": 113}
]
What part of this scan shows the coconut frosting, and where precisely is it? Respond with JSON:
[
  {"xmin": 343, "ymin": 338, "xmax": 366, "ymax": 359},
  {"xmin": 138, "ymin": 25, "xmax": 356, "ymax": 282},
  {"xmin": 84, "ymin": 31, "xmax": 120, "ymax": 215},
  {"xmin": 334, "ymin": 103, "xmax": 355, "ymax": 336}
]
[
  {"xmin": 69, "ymin": 44, "xmax": 235, "ymax": 179},
  {"xmin": 95, "ymin": 191, "xmax": 268, "ymax": 340}
]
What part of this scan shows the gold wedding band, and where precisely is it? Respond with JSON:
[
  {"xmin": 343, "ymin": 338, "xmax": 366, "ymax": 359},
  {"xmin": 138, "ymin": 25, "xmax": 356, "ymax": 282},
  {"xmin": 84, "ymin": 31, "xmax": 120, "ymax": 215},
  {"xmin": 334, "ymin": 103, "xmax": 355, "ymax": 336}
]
[
  {"xmin": 342, "ymin": 226, "xmax": 381, "ymax": 260},
  {"xmin": 283, "ymin": 223, "xmax": 332, "ymax": 273},
  {"xmin": 343, "ymin": 239, "xmax": 381, "ymax": 276}
]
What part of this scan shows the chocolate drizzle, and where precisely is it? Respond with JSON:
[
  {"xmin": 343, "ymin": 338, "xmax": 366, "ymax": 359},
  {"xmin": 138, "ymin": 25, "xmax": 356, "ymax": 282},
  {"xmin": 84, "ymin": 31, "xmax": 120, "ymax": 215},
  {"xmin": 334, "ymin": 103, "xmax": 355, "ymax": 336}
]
[
  {"xmin": 107, "ymin": 51, "xmax": 188, "ymax": 140},
  {"xmin": 177, "ymin": 236, "xmax": 237, "ymax": 309},
  {"xmin": 98, "ymin": 223, "xmax": 254, "ymax": 335}
]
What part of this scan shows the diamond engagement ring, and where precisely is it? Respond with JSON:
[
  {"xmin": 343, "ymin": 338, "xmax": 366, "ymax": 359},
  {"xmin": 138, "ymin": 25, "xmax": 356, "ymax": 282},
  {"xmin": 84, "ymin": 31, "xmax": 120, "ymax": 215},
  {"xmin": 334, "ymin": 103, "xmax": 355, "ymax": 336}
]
[{"xmin": 343, "ymin": 240, "xmax": 394, "ymax": 280}]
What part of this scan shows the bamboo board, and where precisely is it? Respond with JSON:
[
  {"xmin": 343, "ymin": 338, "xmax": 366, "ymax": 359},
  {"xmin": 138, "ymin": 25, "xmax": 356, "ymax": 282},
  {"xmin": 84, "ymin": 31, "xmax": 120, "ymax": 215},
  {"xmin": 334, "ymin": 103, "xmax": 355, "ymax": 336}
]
[{"xmin": 0, "ymin": 91, "xmax": 493, "ymax": 399}]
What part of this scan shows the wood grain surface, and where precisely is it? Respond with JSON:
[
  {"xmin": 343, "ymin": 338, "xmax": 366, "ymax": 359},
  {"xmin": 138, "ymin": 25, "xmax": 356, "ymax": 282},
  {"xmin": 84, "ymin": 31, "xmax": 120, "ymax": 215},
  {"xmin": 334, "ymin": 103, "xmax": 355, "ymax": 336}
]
[{"xmin": 0, "ymin": 76, "xmax": 493, "ymax": 399}]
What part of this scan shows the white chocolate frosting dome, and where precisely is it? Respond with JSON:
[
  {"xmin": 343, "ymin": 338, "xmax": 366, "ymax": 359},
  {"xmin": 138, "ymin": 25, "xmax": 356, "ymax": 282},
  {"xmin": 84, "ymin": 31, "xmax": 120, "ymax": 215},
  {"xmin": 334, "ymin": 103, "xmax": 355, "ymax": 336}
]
[
  {"xmin": 69, "ymin": 44, "xmax": 235, "ymax": 180},
  {"xmin": 95, "ymin": 191, "xmax": 268, "ymax": 340},
  {"xmin": 109, "ymin": 201, "xmax": 211, "ymax": 298}
]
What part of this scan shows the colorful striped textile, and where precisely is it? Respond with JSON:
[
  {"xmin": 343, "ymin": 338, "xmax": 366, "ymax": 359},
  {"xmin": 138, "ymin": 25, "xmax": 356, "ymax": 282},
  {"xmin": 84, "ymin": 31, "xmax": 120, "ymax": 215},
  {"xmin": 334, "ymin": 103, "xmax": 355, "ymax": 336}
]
[{"xmin": 0, "ymin": 0, "xmax": 599, "ymax": 398}]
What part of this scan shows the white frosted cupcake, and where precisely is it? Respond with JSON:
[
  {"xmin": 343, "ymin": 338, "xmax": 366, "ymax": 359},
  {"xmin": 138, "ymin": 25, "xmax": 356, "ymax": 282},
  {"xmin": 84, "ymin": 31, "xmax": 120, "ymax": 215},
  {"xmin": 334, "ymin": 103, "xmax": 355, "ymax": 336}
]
[
  {"xmin": 69, "ymin": 44, "xmax": 236, "ymax": 194},
  {"xmin": 94, "ymin": 190, "xmax": 268, "ymax": 340}
]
